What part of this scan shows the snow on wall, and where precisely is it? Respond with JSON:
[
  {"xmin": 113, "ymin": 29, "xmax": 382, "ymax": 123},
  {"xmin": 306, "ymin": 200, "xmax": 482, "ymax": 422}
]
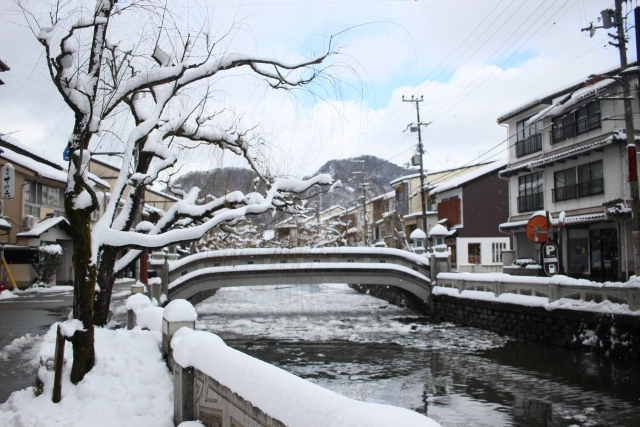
[
  {"xmin": 172, "ymin": 329, "xmax": 441, "ymax": 427},
  {"xmin": 437, "ymin": 272, "xmax": 640, "ymax": 288}
]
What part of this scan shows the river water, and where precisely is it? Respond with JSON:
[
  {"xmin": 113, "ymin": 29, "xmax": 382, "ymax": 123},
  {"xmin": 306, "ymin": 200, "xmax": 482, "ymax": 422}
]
[{"xmin": 195, "ymin": 283, "xmax": 640, "ymax": 427}]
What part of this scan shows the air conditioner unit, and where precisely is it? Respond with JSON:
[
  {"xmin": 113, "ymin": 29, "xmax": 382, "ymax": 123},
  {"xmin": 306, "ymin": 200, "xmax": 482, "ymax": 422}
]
[{"xmin": 23, "ymin": 215, "xmax": 36, "ymax": 231}]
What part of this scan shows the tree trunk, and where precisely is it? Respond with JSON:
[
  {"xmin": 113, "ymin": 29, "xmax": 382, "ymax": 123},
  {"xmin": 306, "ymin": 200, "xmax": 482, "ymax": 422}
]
[
  {"xmin": 93, "ymin": 246, "xmax": 119, "ymax": 326},
  {"xmin": 68, "ymin": 206, "xmax": 97, "ymax": 384}
]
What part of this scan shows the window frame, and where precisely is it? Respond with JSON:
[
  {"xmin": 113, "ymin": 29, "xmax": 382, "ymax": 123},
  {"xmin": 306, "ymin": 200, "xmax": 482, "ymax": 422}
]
[{"xmin": 468, "ymin": 243, "xmax": 481, "ymax": 264}]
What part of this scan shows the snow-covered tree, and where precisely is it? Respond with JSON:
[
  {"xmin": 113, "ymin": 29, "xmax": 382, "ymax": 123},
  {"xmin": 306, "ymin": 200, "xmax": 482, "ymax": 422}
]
[{"xmin": 22, "ymin": 0, "xmax": 341, "ymax": 383}]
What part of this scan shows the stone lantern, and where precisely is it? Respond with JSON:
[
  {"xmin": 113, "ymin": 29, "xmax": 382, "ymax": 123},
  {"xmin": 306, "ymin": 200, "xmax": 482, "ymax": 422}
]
[
  {"xmin": 162, "ymin": 299, "xmax": 197, "ymax": 355},
  {"xmin": 410, "ymin": 228, "xmax": 427, "ymax": 254}
]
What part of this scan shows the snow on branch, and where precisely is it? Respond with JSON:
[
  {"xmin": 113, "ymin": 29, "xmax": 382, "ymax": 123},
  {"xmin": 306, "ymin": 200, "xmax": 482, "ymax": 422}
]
[{"xmin": 101, "ymin": 174, "xmax": 333, "ymax": 264}]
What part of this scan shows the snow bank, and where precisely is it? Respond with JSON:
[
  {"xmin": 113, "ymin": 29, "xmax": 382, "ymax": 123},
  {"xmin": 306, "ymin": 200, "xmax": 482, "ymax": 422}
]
[
  {"xmin": 137, "ymin": 307, "xmax": 164, "ymax": 333},
  {"xmin": 14, "ymin": 285, "xmax": 74, "ymax": 295},
  {"xmin": 0, "ymin": 325, "xmax": 173, "ymax": 427},
  {"xmin": 432, "ymin": 286, "xmax": 640, "ymax": 316},
  {"xmin": 172, "ymin": 330, "xmax": 440, "ymax": 427},
  {"xmin": 125, "ymin": 293, "xmax": 153, "ymax": 313},
  {"xmin": 0, "ymin": 289, "xmax": 17, "ymax": 300},
  {"xmin": 0, "ymin": 334, "xmax": 40, "ymax": 362},
  {"xmin": 163, "ymin": 299, "xmax": 198, "ymax": 322}
]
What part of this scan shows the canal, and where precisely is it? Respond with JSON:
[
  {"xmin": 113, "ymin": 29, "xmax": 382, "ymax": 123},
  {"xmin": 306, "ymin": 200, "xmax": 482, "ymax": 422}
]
[{"xmin": 195, "ymin": 283, "xmax": 640, "ymax": 427}]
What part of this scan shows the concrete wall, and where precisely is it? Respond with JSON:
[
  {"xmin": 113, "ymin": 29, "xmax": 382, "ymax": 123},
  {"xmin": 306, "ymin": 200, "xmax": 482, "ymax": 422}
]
[
  {"xmin": 174, "ymin": 361, "xmax": 287, "ymax": 427},
  {"xmin": 434, "ymin": 295, "xmax": 640, "ymax": 360}
]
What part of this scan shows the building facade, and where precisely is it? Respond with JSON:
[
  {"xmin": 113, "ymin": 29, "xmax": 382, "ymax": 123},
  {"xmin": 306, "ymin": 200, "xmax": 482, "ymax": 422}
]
[
  {"xmin": 497, "ymin": 67, "xmax": 639, "ymax": 282},
  {"xmin": 430, "ymin": 160, "xmax": 511, "ymax": 272}
]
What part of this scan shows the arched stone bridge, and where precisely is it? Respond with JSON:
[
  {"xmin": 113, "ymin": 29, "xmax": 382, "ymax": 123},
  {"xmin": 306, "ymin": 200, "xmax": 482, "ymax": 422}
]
[{"xmin": 154, "ymin": 248, "xmax": 432, "ymax": 305}]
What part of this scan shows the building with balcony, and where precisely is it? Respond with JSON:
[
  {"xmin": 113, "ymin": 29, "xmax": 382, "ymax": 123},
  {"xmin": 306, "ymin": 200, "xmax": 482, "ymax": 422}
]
[{"xmin": 497, "ymin": 66, "xmax": 639, "ymax": 282}]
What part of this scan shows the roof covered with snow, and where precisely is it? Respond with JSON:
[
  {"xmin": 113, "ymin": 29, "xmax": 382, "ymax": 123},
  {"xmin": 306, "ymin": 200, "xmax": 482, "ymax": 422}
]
[
  {"xmin": 500, "ymin": 212, "xmax": 605, "ymax": 230},
  {"xmin": 16, "ymin": 216, "xmax": 70, "ymax": 237},
  {"xmin": 499, "ymin": 130, "xmax": 631, "ymax": 178},
  {"xmin": 496, "ymin": 62, "xmax": 635, "ymax": 123},
  {"xmin": 0, "ymin": 134, "xmax": 109, "ymax": 189},
  {"xmin": 430, "ymin": 159, "xmax": 506, "ymax": 195}
]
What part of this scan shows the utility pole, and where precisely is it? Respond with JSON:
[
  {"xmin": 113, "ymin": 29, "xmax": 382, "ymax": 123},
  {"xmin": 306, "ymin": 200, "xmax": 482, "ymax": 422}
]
[
  {"xmin": 402, "ymin": 95, "xmax": 429, "ymax": 233},
  {"xmin": 351, "ymin": 159, "xmax": 369, "ymax": 246},
  {"xmin": 583, "ymin": 2, "xmax": 640, "ymax": 276}
]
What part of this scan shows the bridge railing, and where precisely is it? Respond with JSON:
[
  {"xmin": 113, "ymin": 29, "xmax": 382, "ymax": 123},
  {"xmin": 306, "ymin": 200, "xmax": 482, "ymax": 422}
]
[
  {"xmin": 436, "ymin": 272, "xmax": 640, "ymax": 311},
  {"xmin": 154, "ymin": 247, "xmax": 432, "ymax": 289}
]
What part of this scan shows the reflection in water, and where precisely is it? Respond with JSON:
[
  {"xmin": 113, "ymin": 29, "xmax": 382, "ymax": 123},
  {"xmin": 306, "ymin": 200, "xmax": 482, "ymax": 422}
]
[{"xmin": 196, "ymin": 284, "xmax": 640, "ymax": 427}]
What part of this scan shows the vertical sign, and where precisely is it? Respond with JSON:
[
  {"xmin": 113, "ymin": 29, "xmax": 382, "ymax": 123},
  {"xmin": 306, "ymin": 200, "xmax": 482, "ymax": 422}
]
[
  {"xmin": 2, "ymin": 163, "xmax": 14, "ymax": 199},
  {"xmin": 542, "ymin": 241, "xmax": 559, "ymax": 276}
]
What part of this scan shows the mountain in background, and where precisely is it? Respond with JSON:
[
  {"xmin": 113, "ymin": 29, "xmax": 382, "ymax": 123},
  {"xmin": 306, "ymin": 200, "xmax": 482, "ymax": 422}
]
[
  {"xmin": 309, "ymin": 155, "xmax": 416, "ymax": 210},
  {"xmin": 168, "ymin": 156, "xmax": 415, "ymax": 226}
]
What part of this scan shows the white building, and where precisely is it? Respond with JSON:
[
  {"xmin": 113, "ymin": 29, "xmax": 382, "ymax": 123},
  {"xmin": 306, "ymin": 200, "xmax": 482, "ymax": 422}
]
[{"xmin": 497, "ymin": 66, "xmax": 639, "ymax": 282}]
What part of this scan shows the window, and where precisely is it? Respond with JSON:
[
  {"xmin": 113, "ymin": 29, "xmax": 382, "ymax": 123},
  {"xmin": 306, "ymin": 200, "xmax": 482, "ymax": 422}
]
[
  {"xmin": 24, "ymin": 182, "xmax": 65, "ymax": 219},
  {"xmin": 517, "ymin": 172, "xmax": 543, "ymax": 212},
  {"xmin": 416, "ymin": 240, "xmax": 423, "ymax": 248},
  {"xmin": 516, "ymin": 117, "xmax": 543, "ymax": 158},
  {"xmin": 552, "ymin": 161, "xmax": 603, "ymax": 202},
  {"xmin": 468, "ymin": 243, "xmax": 481, "ymax": 264},
  {"xmin": 492, "ymin": 242, "xmax": 507, "ymax": 263},
  {"xmin": 551, "ymin": 101, "xmax": 600, "ymax": 143}
]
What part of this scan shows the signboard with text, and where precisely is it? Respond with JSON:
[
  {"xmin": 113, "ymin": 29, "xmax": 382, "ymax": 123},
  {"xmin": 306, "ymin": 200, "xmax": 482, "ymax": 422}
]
[
  {"xmin": 2, "ymin": 163, "xmax": 15, "ymax": 199},
  {"xmin": 542, "ymin": 241, "xmax": 559, "ymax": 276}
]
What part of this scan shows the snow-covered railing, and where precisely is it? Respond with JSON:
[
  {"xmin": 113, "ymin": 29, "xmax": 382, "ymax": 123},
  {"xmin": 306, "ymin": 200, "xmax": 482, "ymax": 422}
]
[
  {"xmin": 436, "ymin": 272, "xmax": 640, "ymax": 311},
  {"xmin": 171, "ymin": 328, "xmax": 441, "ymax": 427}
]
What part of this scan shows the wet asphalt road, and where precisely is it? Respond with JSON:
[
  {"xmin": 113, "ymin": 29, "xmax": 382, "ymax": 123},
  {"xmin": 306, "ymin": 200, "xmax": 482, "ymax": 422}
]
[
  {"xmin": 0, "ymin": 291, "xmax": 73, "ymax": 402},
  {"xmin": 0, "ymin": 281, "xmax": 133, "ymax": 403}
]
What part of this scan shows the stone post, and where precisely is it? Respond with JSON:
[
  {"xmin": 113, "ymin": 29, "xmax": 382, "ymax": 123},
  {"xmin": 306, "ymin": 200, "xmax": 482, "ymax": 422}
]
[
  {"xmin": 429, "ymin": 254, "xmax": 436, "ymax": 283},
  {"xmin": 162, "ymin": 258, "xmax": 170, "ymax": 297},
  {"xmin": 131, "ymin": 283, "xmax": 145, "ymax": 295},
  {"xmin": 173, "ymin": 361, "xmax": 195, "ymax": 425},
  {"xmin": 127, "ymin": 310, "xmax": 136, "ymax": 330},
  {"xmin": 162, "ymin": 299, "xmax": 197, "ymax": 356}
]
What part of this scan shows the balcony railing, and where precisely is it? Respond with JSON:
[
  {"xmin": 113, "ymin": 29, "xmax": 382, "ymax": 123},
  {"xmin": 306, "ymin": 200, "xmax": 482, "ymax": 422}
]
[
  {"xmin": 517, "ymin": 192, "xmax": 544, "ymax": 213},
  {"xmin": 552, "ymin": 179, "xmax": 604, "ymax": 202},
  {"xmin": 515, "ymin": 133, "xmax": 542, "ymax": 158},
  {"xmin": 550, "ymin": 112, "xmax": 601, "ymax": 144}
]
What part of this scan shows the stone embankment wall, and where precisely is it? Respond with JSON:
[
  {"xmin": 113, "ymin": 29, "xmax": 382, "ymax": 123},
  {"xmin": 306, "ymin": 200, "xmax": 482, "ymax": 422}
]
[{"xmin": 350, "ymin": 284, "xmax": 640, "ymax": 360}]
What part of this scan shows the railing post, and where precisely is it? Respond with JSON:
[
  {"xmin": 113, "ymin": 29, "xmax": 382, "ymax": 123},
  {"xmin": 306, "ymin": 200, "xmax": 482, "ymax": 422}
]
[
  {"xmin": 173, "ymin": 361, "xmax": 195, "ymax": 425},
  {"xmin": 162, "ymin": 258, "xmax": 170, "ymax": 297},
  {"xmin": 162, "ymin": 299, "xmax": 197, "ymax": 356}
]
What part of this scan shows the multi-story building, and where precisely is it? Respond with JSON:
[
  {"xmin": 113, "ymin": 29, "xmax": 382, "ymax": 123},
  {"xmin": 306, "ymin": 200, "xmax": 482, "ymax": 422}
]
[
  {"xmin": 390, "ymin": 163, "xmax": 492, "ymax": 248},
  {"xmin": 430, "ymin": 159, "xmax": 510, "ymax": 272},
  {"xmin": 497, "ymin": 66, "xmax": 639, "ymax": 282}
]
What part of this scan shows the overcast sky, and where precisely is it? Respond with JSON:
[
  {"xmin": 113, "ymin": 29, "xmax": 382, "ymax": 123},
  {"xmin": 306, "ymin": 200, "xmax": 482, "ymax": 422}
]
[{"xmin": 0, "ymin": 0, "xmax": 633, "ymax": 180}]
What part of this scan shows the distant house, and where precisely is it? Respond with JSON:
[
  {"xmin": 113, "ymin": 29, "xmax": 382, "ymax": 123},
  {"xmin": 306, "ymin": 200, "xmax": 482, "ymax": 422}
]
[
  {"xmin": 497, "ymin": 64, "xmax": 639, "ymax": 282},
  {"xmin": 390, "ymin": 163, "xmax": 493, "ymax": 248},
  {"xmin": 0, "ymin": 134, "xmax": 109, "ymax": 288},
  {"xmin": 430, "ymin": 160, "xmax": 510, "ymax": 272}
]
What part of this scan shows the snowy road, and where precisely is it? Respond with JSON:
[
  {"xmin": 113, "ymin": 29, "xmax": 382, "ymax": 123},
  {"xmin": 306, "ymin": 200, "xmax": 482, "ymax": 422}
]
[{"xmin": 196, "ymin": 284, "xmax": 640, "ymax": 427}]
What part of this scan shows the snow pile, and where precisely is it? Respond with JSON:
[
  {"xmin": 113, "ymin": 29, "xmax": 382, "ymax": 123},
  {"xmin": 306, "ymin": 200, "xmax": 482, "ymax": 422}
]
[
  {"xmin": 0, "ymin": 325, "xmax": 174, "ymax": 427},
  {"xmin": 172, "ymin": 329, "xmax": 440, "ymax": 427},
  {"xmin": 163, "ymin": 299, "xmax": 198, "ymax": 322},
  {"xmin": 428, "ymin": 224, "xmax": 447, "ymax": 237},
  {"xmin": 59, "ymin": 319, "xmax": 86, "ymax": 338},
  {"xmin": 432, "ymin": 287, "xmax": 640, "ymax": 316},
  {"xmin": 15, "ymin": 285, "xmax": 74, "ymax": 295},
  {"xmin": 0, "ymin": 289, "xmax": 17, "ymax": 300},
  {"xmin": 410, "ymin": 228, "xmax": 427, "ymax": 240},
  {"xmin": 0, "ymin": 334, "xmax": 40, "ymax": 362},
  {"xmin": 126, "ymin": 293, "xmax": 163, "ymax": 333},
  {"xmin": 40, "ymin": 244, "xmax": 62, "ymax": 255}
]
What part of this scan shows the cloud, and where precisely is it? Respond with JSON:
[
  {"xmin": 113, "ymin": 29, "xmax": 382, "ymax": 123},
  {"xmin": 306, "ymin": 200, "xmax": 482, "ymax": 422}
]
[{"xmin": 0, "ymin": 0, "xmax": 630, "ymax": 181}]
